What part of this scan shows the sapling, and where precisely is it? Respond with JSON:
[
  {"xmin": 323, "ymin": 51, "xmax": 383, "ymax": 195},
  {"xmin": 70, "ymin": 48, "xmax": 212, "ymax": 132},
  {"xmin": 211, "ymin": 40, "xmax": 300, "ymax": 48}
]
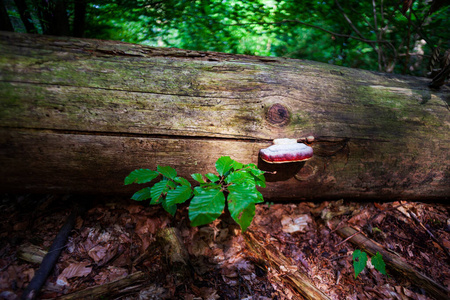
[
  {"xmin": 352, "ymin": 249, "xmax": 387, "ymax": 278},
  {"xmin": 125, "ymin": 156, "xmax": 266, "ymax": 231}
]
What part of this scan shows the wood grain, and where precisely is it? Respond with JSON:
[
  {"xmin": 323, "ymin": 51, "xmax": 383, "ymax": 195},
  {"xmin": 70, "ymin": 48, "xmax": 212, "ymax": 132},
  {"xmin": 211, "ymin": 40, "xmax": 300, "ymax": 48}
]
[{"xmin": 0, "ymin": 32, "xmax": 448, "ymax": 200}]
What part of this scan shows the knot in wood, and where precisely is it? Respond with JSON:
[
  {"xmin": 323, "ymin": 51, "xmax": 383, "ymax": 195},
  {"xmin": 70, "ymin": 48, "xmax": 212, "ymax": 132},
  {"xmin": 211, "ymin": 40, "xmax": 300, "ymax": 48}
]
[{"xmin": 266, "ymin": 103, "xmax": 290, "ymax": 126}]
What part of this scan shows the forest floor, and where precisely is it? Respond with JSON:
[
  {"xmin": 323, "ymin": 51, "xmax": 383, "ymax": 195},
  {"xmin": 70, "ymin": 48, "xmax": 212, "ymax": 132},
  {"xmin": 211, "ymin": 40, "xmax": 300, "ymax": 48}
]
[{"xmin": 0, "ymin": 194, "xmax": 449, "ymax": 300}]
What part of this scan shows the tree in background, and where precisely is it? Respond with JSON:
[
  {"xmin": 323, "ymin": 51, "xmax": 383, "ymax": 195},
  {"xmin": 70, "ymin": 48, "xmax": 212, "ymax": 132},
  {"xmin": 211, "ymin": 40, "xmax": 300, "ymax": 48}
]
[{"xmin": 2, "ymin": 0, "xmax": 449, "ymax": 78}]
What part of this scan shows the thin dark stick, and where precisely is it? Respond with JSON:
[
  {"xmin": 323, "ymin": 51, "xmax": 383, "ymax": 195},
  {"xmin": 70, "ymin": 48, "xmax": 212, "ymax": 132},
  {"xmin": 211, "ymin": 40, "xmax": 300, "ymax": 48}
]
[{"xmin": 21, "ymin": 201, "xmax": 86, "ymax": 300}]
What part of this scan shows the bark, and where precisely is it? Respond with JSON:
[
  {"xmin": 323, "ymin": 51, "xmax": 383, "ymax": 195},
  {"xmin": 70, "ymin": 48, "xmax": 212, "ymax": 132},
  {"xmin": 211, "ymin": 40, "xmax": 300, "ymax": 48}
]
[
  {"xmin": 0, "ymin": 0, "xmax": 14, "ymax": 31},
  {"xmin": 14, "ymin": 0, "xmax": 38, "ymax": 33},
  {"xmin": 73, "ymin": 0, "xmax": 86, "ymax": 37},
  {"xmin": 32, "ymin": 0, "xmax": 69, "ymax": 36},
  {"xmin": 0, "ymin": 32, "xmax": 449, "ymax": 201}
]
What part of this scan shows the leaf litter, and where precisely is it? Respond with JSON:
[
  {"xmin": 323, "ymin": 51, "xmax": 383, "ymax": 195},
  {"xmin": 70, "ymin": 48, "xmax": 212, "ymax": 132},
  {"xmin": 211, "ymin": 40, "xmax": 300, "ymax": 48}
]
[{"xmin": 0, "ymin": 194, "xmax": 448, "ymax": 299}]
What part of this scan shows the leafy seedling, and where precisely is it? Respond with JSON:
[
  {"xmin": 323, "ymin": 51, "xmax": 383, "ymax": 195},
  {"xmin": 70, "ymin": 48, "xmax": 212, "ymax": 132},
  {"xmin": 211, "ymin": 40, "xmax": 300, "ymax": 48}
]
[
  {"xmin": 352, "ymin": 249, "xmax": 368, "ymax": 278},
  {"xmin": 352, "ymin": 249, "xmax": 387, "ymax": 278},
  {"xmin": 124, "ymin": 156, "xmax": 266, "ymax": 231}
]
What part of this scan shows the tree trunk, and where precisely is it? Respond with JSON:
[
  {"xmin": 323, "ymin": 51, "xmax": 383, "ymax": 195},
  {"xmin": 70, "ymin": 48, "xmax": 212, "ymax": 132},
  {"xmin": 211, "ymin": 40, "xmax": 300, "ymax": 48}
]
[
  {"xmin": 14, "ymin": 0, "xmax": 38, "ymax": 33},
  {"xmin": 0, "ymin": 32, "xmax": 448, "ymax": 201},
  {"xmin": 72, "ymin": 0, "xmax": 86, "ymax": 37},
  {"xmin": 0, "ymin": 0, "xmax": 14, "ymax": 31}
]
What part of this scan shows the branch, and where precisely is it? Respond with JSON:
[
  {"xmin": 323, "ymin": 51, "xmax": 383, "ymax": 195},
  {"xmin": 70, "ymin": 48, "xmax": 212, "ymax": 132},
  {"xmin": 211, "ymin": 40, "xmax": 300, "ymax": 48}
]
[
  {"xmin": 228, "ymin": 19, "xmax": 392, "ymax": 44},
  {"xmin": 334, "ymin": 0, "xmax": 370, "ymax": 43}
]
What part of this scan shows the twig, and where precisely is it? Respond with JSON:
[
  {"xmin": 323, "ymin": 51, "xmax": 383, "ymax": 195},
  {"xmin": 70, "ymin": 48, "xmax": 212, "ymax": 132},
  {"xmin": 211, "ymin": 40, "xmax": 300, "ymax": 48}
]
[
  {"xmin": 227, "ymin": 19, "xmax": 392, "ymax": 44},
  {"xmin": 335, "ymin": 230, "xmax": 362, "ymax": 247},
  {"xmin": 21, "ymin": 198, "xmax": 88, "ymax": 300}
]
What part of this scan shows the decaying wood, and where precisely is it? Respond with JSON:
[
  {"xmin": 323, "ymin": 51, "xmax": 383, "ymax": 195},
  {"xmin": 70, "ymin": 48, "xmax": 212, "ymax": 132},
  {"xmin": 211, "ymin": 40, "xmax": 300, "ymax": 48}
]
[
  {"xmin": 334, "ymin": 224, "xmax": 450, "ymax": 300},
  {"xmin": 56, "ymin": 271, "xmax": 148, "ymax": 300},
  {"xmin": 156, "ymin": 227, "xmax": 193, "ymax": 284},
  {"xmin": 243, "ymin": 229, "xmax": 331, "ymax": 300},
  {"xmin": 0, "ymin": 31, "xmax": 449, "ymax": 200},
  {"xmin": 17, "ymin": 244, "xmax": 47, "ymax": 264}
]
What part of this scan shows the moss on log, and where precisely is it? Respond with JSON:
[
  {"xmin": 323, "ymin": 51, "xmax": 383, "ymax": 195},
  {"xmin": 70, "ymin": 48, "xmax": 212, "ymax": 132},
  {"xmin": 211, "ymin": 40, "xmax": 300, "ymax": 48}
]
[{"xmin": 0, "ymin": 32, "xmax": 448, "ymax": 200}]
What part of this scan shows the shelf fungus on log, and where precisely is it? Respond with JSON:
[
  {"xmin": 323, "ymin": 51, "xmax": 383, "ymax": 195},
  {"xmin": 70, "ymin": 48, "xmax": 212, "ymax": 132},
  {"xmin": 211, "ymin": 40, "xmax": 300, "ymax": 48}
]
[{"xmin": 259, "ymin": 138, "xmax": 313, "ymax": 164}]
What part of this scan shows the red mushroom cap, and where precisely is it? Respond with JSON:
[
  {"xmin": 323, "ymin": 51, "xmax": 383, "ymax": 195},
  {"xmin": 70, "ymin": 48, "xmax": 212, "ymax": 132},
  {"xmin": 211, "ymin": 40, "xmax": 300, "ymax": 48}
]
[{"xmin": 259, "ymin": 139, "xmax": 313, "ymax": 164}]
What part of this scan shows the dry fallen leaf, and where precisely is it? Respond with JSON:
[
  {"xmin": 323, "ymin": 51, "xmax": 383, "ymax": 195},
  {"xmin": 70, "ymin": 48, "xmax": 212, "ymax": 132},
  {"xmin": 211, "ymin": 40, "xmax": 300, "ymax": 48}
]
[
  {"xmin": 56, "ymin": 261, "xmax": 92, "ymax": 286},
  {"xmin": 281, "ymin": 214, "xmax": 312, "ymax": 233}
]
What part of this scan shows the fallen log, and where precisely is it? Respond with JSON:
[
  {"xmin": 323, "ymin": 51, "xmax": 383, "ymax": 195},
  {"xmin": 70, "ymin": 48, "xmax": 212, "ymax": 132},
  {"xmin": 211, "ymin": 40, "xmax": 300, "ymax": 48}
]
[
  {"xmin": 243, "ymin": 229, "xmax": 331, "ymax": 300},
  {"xmin": 56, "ymin": 271, "xmax": 149, "ymax": 300},
  {"xmin": 333, "ymin": 223, "xmax": 450, "ymax": 300},
  {"xmin": 0, "ymin": 31, "xmax": 449, "ymax": 200}
]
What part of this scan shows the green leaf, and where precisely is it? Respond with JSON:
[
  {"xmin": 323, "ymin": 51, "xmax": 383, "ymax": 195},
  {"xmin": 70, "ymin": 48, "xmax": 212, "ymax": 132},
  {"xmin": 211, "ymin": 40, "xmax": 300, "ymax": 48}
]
[
  {"xmin": 205, "ymin": 173, "xmax": 220, "ymax": 182},
  {"xmin": 372, "ymin": 252, "xmax": 387, "ymax": 275},
  {"xmin": 352, "ymin": 249, "xmax": 368, "ymax": 278},
  {"xmin": 227, "ymin": 184, "xmax": 261, "ymax": 231},
  {"xmin": 215, "ymin": 156, "xmax": 234, "ymax": 176},
  {"xmin": 166, "ymin": 185, "xmax": 193, "ymax": 207},
  {"xmin": 131, "ymin": 187, "xmax": 152, "ymax": 201},
  {"xmin": 199, "ymin": 182, "xmax": 221, "ymax": 189},
  {"xmin": 150, "ymin": 180, "xmax": 174, "ymax": 205},
  {"xmin": 191, "ymin": 173, "xmax": 206, "ymax": 184},
  {"xmin": 231, "ymin": 200, "xmax": 255, "ymax": 232},
  {"xmin": 162, "ymin": 202, "xmax": 177, "ymax": 216},
  {"xmin": 225, "ymin": 170, "xmax": 254, "ymax": 185},
  {"xmin": 157, "ymin": 166, "xmax": 177, "ymax": 180},
  {"xmin": 189, "ymin": 187, "xmax": 225, "ymax": 227},
  {"xmin": 248, "ymin": 166, "xmax": 265, "ymax": 177},
  {"xmin": 254, "ymin": 175, "xmax": 266, "ymax": 188},
  {"xmin": 231, "ymin": 160, "xmax": 244, "ymax": 170},
  {"xmin": 174, "ymin": 176, "xmax": 191, "ymax": 187},
  {"xmin": 124, "ymin": 169, "xmax": 159, "ymax": 185}
]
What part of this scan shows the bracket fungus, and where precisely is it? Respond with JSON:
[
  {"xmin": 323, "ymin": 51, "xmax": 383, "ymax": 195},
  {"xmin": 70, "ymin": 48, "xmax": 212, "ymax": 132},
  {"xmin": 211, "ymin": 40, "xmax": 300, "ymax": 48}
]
[{"xmin": 259, "ymin": 138, "xmax": 313, "ymax": 164}]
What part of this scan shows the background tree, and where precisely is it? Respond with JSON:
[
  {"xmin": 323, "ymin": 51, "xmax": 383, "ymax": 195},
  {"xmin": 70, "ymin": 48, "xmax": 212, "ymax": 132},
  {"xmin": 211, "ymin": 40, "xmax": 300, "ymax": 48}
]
[{"xmin": 3, "ymin": 0, "xmax": 450, "ymax": 77}]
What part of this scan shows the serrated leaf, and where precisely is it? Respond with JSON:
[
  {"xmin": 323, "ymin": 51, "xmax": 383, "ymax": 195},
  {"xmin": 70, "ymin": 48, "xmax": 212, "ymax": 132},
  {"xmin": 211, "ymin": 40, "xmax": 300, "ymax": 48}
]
[
  {"xmin": 352, "ymin": 250, "xmax": 368, "ymax": 278},
  {"xmin": 231, "ymin": 160, "xmax": 243, "ymax": 170},
  {"xmin": 131, "ymin": 187, "xmax": 152, "ymax": 201},
  {"xmin": 225, "ymin": 170, "xmax": 253, "ymax": 185},
  {"xmin": 174, "ymin": 176, "xmax": 191, "ymax": 187},
  {"xmin": 191, "ymin": 173, "xmax": 206, "ymax": 184},
  {"xmin": 205, "ymin": 173, "xmax": 220, "ymax": 182},
  {"xmin": 253, "ymin": 173, "xmax": 266, "ymax": 188},
  {"xmin": 198, "ymin": 182, "xmax": 221, "ymax": 189},
  {"xmin": 157, "ymin": 166, "xmax": 177, "ymax": 180},
  {"xmin": 166, "ymin": 185, "xmax": 193, "ymax": 207},
  {"xmin": 230, "ymin": 200, "xmax": 255, "ymax": 232},
  {"xmin": 189, "ymin": 187, "xmax": 225, "ymax": 227},
  {"xmin": 244, "ymin": 163, "xmax": 258, "ymax": 169},
  {"xmin": 124, "ymin": 169, "xmax": 159, "ymax": 185},
  {"xmin": 372, "ymin": 252, "xmax": 387, "ymax": 275},
  {"xmin": 241, "ymin": 164, "xmax": 266, "ymax": 187},
  {"xmin": 227, "ymin": 184, "xmax": 260, "ymax": 231},
  {"xmin": 150, "ymin": 180, "xmax": 172, "ymax": 205},
  {"xmin": 215, "ymin": 156, "xmax": 234, "ymax": 176},
  {"xmin": 248, "ymin": 167, "xmax": 265, "ymax": 177}
]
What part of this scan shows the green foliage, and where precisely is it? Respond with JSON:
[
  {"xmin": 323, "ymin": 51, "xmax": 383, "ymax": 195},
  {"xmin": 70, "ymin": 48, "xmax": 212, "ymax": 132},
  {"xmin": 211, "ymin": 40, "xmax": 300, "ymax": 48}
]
[
  {"xmin": 124, "ymin": 156, "xmax": 266, "ymax": 231},
  {"xmin": 371, "ymin": 252, "xmax": 387, "ymax": 276},
  {"xmin": 352, "ymin": 250, "xmax": 387, "ymax": 278},
  {"xmin": 352, "ymin": 249, "xmax": 368, "ymax": 278},
  {"xmin": 5, "ymin": 0, "xmax": 449, "ymax": 75}
]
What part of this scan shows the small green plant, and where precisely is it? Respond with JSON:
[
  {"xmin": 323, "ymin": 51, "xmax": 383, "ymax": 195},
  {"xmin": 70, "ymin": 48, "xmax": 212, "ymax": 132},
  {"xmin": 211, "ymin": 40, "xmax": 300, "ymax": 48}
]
[
  {"xmin": 124, "ymin": 156, "xmax": 266, "ymax": 231},
  {"xmin": 352, "ymin": 249, "xmax": 387, "ymax": 278}
]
